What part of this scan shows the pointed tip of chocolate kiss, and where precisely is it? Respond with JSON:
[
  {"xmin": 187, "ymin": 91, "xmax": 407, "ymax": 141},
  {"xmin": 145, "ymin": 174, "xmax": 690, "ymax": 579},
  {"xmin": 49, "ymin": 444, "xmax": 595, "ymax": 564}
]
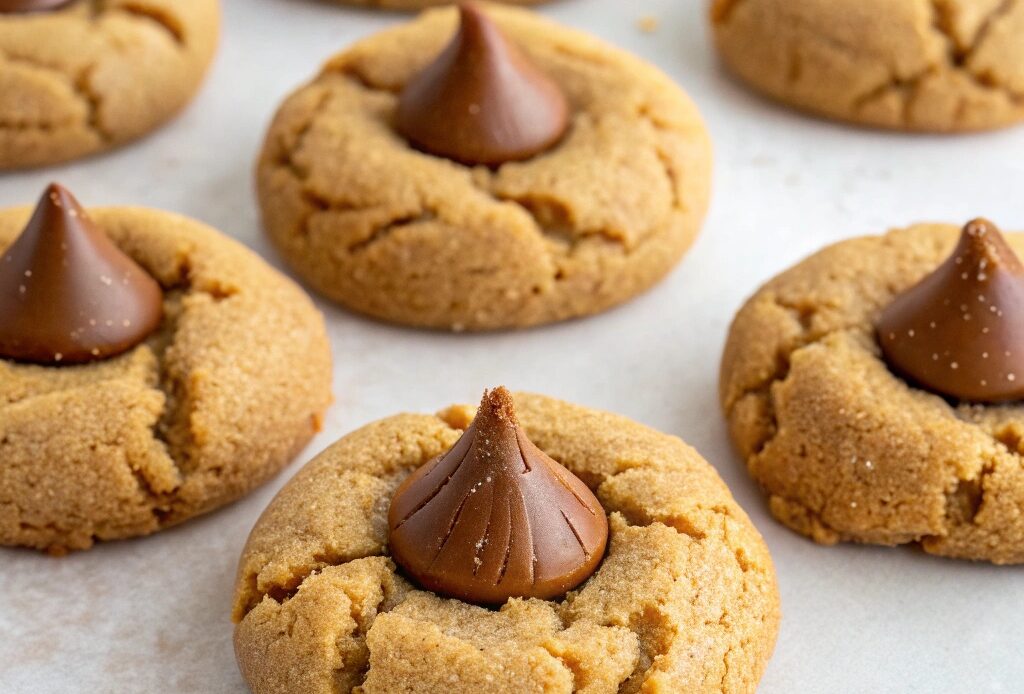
[
  {"xmin": 878, "ymin": 218, "xmax": 1024, "ymax": 403},
  {"xmin": 478, "ymin": 385, "xmax": 518, "ymax": 425},
  {"xmin": 959, "ymin": 218, "xmax": 1023, "ymax": 273},
  {"xmin": 42, "ymin": 182, "xmax": 78, "ymax": 216},
  {"xmin": 388, "ymin": 387, "xmax": 608, "ymax": 604},
  {"xmin": 0, "ymin": 184, "xmax": 164, "ymax": 365},
  {"xmin": 395, "ymin": 2, "xmax": 569, "ymax": 167},
  {"xmin": 455, "ymin": 2, "xmax": 502, "ymax": 48},
  {"xmin": 965, "ymin": 217, "xmax": 996, "ymax": 234},
  {"xmin": 457, "ymin": 1, "xmax": 488, "ymax": 31}
]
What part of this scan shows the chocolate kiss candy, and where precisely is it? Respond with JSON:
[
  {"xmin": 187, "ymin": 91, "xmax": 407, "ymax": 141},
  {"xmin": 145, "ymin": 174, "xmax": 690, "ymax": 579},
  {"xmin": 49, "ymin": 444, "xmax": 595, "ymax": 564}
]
[
  {"xmin": 0, "ymin": 0, "xmax": 74, "ymax": 12},
  {"xmin": 878, "ymin": 219, "xmax": 1024, "ymax": 402},
  {"xmin": 395, "ymin": 2, "xmax": 570, "ymax": 167},
  {"xmin": 388, "ymin": 387, "xmax": 608, "ymax": 604},
  {"xmin": 0, "ymin": 184, "xmax": 163, "ymax": 365}
]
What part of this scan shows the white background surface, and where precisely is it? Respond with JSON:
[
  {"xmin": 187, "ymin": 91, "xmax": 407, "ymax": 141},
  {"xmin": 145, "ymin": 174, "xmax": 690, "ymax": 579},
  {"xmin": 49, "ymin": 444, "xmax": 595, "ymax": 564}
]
[{"xmin": 1, "ymin": 0, "xmax": 1023, "ymax": 692}]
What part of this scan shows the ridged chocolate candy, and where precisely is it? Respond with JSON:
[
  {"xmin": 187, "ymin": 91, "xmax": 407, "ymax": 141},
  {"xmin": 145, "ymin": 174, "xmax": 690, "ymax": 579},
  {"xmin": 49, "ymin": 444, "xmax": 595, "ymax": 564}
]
[
  {"xmin": 0, "ymin": 184, "xmax": 163, "ymax": 365},
  {"xmin": 878, "ymin": 219, "xmax": 1024, "ymax": 402},
  {"xmin": 395, "ymin": 3, "xmax": 569, "ymax": 166},
  {"xmin": 388, "ymin": 387, "xmax": 608, "ymax": 604}
]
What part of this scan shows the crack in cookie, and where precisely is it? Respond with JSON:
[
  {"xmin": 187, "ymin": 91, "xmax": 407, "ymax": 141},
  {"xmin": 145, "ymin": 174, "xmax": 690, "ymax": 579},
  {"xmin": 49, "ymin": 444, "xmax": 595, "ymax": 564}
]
[
  {"xmin": 721, "ymin": 224, "xmax": 1024, "ymax": 563},
  {"xmin": 0, "ymin": 0, "xmax": 218, "ymax": 168},
  {"xmin": 112, "ymin": 1, "xmax": 186, "ymax": 44},
  {"xmin": 712, "ymin": 0, "xmax": 1024, "ymax": 131},
  {"xmin": 233, "ymin": 394, "xmax": 779, "ymax": 694},
  {"xmin": 0, "ymin": 207, "xmax": 331, "ymax": 552},
  {"xmin": 257, "ymin": 4, "xmax": 710, "ymax": 330}
]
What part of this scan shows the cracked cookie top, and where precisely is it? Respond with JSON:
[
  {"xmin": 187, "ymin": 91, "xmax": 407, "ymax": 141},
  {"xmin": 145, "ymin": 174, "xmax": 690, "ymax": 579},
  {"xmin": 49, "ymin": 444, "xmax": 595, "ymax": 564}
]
[
  {"xmin": 711, "ymin": 0, "xmax": 1024, "ymax": 132},
  {"xmin": 257, "ymin": 3, "xmax": 712, "ymax": 330},
  {"xmin": 721, "ymin": 223, "xmax": 1024, "ymax": 564},
  {"xmin": 0, "ymin": 205, "xmax": 332, "ymax": 553},
  {"xmin": 0, "ymin": 0, "xmax": 219, "ymax": 169},
  {"xmin": 232, "ymin": 392, "xmax": 779, "ymax": 694}
]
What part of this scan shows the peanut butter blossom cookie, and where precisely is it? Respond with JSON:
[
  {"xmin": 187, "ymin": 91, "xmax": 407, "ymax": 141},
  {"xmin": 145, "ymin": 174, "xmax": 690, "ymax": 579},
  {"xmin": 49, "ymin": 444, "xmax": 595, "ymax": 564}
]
[
  {"xmin": 258, "ymin": 3, "xmax": 712, "ymax": 330},
  {"xmin": 0, "ymin": 0, "xmax": 219, "ymax": 169},
  {"xmin": 711, "ymin": 0, "xmax": 1024, "ymax": 132},
  {"xmin": 233, "ymin": 388, "xmax": 779, "ymax": 693},
  {"xmin": 722, "ymin": 219, "xmax": 1024, "ymax": 564},
  {"xmin": 0, "ymin": 184, "xmax": 332, "ymax": 553}
]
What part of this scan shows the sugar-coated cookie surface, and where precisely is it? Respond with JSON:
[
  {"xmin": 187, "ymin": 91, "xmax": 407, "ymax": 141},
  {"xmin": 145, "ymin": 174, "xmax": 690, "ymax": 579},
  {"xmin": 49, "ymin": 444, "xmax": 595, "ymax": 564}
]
[
  {"xmin": 232, "ymin": 393, "xmax": 779, "ymax": 693},
  {"xmin": 258, "ymin": 3, "xmax": 712, "ymax": 330},
  {"xmin": 721, "ymin": 224, "xmax": 1024, "ymax": 564},
  {"xmin": 0, "ymin": 0, "xmax": 219, "ymax": 169},
  {"xmin": 711, "ymin": 0, "xmax": 1024, "ymax": 132},
  {"xmin": 0, "ymin": 207, "xmax": 332, "ymax": 552}
]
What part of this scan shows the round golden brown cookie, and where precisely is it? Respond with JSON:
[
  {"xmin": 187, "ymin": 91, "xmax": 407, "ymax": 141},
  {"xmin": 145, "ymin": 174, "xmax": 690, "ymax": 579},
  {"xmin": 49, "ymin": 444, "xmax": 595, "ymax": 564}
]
[
  {"xmin": 257, "ymin": 4, "xmax": 712, "ymax": 330},
  {"xmin": 232, "ymin": 392, "xmax": 779, "ymax": 694},
  {"xmin": 0, "ymin": 206, "xmax": 332, "ymax": 553},
  {"xmin": 710, "ymin": 0, "xmax": 1024, "ymax": 132},
  {"xmin": 721, "ymin": 223, "xmax": 1024, "ymax": 564},
  {"xmin": 0, "ymin": 0, "xmax": 219, "ymax": 169}
]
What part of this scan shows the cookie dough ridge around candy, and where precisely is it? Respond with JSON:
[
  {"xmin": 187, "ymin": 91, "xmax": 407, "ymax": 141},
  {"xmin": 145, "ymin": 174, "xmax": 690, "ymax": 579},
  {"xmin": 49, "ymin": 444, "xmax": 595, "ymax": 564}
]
[
  {"xmin": 721, "ymin": 222, "xmax": 1024, "ymax": 564},
  {"xmin": 232, "ymin": 392, "xmax": 778, "ymax": 694},
  {"xmin": 0, "ymin": 206, "xmax": 332, "ymax": 552},
  {"xmin": 257, "ymin": 3, "xmax": 712, "ymax": 330}
]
